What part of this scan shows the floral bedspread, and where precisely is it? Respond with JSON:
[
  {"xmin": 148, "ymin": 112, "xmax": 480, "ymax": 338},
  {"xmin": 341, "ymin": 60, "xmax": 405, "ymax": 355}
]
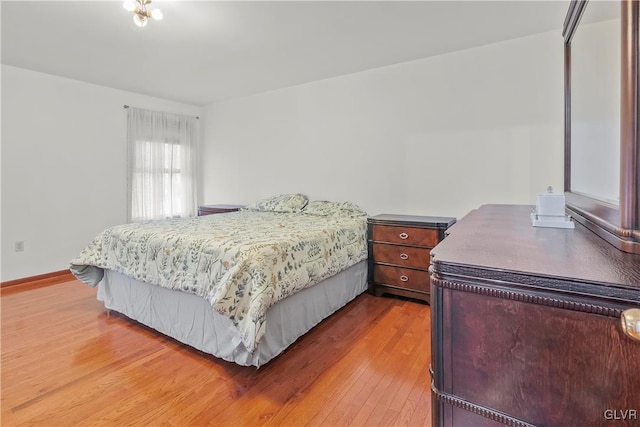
[{"xmin": 70, "ymin": 210, "xmax": 367, "ymax": 351}]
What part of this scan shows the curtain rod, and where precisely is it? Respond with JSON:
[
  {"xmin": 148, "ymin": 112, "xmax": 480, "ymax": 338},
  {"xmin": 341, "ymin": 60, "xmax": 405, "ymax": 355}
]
[{"xmin": 123, "ymin": 105, "xmax": 199, "ymax": 120}]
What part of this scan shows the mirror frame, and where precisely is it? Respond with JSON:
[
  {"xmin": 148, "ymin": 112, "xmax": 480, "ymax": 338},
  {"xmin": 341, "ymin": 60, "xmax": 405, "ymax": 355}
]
[{"xmin": 563, "ymin": 0, "xmax": 640, "ymax": 254}]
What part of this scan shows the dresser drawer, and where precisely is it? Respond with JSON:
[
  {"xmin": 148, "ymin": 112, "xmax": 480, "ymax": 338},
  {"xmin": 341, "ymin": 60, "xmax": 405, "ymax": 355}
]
[
  {"xmin": 373, "ymin": 265, "xmax": 430, "ymax": 292},
  {"xmin": 372, "ymin": 224, "xmax": 439, "ymax": 247},
  {"xmin": 372, "ymin": 244, "xmax": 431, "ymax": 270}
]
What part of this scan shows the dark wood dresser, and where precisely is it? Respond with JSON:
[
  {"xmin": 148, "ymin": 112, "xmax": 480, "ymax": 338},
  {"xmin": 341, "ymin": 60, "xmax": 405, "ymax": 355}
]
[
  {"xmin": 197, "ymin": 204, "xmax": 244, "ymax": 216},
  {"xmin": 368, "ymin": 214, "xmax": 455, "ymax": 304},
  {"xmin": 430, "ymin": 204, "xmax": 640, "ymax": 427}
]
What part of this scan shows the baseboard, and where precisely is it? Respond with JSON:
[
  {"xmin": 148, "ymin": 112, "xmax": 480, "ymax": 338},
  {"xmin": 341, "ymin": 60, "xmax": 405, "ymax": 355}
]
[{"xmin": 1, "ymin": 269, "xmax": 74, "ymax": 289}]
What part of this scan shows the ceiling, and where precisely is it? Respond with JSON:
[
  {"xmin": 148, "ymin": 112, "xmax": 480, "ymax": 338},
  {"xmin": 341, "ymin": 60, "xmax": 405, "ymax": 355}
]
[{"xmin": 2, "ymin": 1, "xmax": 575, "ymax": 106}]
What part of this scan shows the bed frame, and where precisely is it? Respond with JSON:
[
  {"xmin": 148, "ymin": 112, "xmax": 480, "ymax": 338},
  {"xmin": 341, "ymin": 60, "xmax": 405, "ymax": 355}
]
[{"xmin": 96, "ymin": 260, "xmax": 368, "ymax": 367}]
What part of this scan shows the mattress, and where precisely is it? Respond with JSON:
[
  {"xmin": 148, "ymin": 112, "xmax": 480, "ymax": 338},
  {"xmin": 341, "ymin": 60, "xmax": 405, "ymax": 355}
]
[{"xmin": 97, "ymin": 260, "xmax": 368, "ymax": 367}]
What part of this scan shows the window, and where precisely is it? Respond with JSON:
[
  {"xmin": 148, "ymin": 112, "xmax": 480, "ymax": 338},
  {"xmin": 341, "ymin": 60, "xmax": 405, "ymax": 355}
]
[{"xmin": 127, "ymin": 107, "xmax": 198, "ymax": 222}]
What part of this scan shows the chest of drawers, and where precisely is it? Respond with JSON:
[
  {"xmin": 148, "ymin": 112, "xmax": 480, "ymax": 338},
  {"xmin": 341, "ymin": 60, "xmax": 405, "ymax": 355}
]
[
  {"xmin": 430, "ymin": 205, "xmax": 640, "ymax": 426},
  {"xmin": 368, "ymin": 214, "xmax": 455, "ymax": 304}
]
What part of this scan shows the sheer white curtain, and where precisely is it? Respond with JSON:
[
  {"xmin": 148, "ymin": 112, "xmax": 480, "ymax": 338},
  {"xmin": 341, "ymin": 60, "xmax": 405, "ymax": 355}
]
[{"xmin": 127, "ymin": 107, "xmax": 198, "ymax": 222}]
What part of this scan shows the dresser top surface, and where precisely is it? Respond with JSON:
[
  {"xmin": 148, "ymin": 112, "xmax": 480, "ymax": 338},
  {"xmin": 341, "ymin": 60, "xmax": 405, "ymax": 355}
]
[
  {"xmin": 431, "ymin": 204, "xmax": 640, "ymax": 294},
  {"xmin": 369, "ymin": 214, "xmax": 456, "ymax": 228}
]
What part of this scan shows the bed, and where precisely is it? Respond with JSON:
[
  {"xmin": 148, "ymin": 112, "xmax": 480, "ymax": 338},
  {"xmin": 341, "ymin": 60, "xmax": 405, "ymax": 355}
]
[{"xmin": 70, "ymin": 194, "xmax": 368, "ymax": 367}]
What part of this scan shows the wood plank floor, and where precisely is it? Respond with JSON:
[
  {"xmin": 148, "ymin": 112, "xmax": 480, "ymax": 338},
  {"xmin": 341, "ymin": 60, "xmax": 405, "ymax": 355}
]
[{"xmin": 1, "ymin": 278, "xmax": 432, "ymax": 426}]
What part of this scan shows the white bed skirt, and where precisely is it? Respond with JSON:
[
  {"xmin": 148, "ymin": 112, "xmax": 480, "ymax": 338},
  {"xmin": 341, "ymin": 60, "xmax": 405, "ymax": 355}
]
[{"xmin": 97, "ymin": 260, "xmax": 368, "ymax": 367}]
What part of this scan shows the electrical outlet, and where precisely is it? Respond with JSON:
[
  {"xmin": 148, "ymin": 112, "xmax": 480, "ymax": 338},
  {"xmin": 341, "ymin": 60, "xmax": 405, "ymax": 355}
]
[{"xmin": 15, "ymin": 241, "xmax": 24, "ymax": 252}]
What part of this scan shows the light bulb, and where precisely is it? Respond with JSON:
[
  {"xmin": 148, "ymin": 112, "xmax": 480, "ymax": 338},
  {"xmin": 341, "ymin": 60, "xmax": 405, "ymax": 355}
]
[
  {"xmin": 133, "ymin": 14, "xmax": 148, "ymax": 27},
  {"xmin": 123, "ymin": 0, "xmax": 137, "ymax": 12},
  {"xmin": 151, "ymin": 9, "xmax": 163, "ymax": 20}
]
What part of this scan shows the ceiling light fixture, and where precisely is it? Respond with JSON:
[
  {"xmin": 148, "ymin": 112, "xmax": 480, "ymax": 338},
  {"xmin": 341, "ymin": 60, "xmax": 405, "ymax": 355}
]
[{"xmin": 123, "ymin": 0, "xmax": 163, "ymax": 28}]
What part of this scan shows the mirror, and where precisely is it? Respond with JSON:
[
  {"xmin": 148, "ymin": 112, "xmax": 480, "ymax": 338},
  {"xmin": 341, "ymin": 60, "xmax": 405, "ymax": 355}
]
[
  {"xmin": 570, "ymin": 1, "xmax": 620, "ymax": 204},
  {"xmin": 563, "ymin": 0, "xmax": 640, "ymax": 253}
]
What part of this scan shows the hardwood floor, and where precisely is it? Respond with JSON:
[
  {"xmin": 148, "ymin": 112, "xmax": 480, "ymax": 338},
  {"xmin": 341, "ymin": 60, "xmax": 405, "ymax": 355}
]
[{"xmin": 1, "ymin": 278, "xmax": 432, "ymax": 426}]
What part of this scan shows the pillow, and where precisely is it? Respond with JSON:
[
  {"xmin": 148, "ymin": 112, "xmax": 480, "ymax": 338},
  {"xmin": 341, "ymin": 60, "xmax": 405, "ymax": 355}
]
[
  {"xmin": 303, "ymin": 200, "xmax": 343, "ymax": 216},
  {"xmin": 246, "ymin": 193, "xmax": 309, "ymax": 213},
  {"xmin": 338, "ymin": 201, "xmax": 368, "ymax": 217},
  {"xmin": 304, "ymin": 200, "xmax": 368, "ymax": 217}
]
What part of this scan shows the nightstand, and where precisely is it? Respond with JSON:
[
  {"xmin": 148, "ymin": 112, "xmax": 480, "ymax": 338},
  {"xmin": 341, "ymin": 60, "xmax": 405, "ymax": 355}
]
[
  {"xmin": 368, "ymin": 214, "xmax": 455, "ymax": 304},
  {"xmin": 197, "ymin": 204, "xmax": 244, "ymax": 216}
]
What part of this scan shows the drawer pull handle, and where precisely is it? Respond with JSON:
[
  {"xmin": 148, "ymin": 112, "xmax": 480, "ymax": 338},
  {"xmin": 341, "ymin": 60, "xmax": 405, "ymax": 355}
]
[
  {"xmin": 399, "ymin": 232, "xmax": 409, "ymax": 240},
  {"xmin": 621, "ymin": 308, "xmax": 640, "ymax": 342},
  {"xmin": 400, "ymin": 275, "xmax": 409, "ymax": 282},
  {"xmin": 400, "ymin": 253, "xmax": 409, "ymax": 260}
]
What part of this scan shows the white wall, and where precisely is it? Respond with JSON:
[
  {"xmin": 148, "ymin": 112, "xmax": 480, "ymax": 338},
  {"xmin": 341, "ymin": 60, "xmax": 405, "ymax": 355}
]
[
  {"xmin": 201, "ymin": 30, "xmax": 565, "ymax": 220},
  {"xmin": 2, "ymin": 28, "xmax": 566, "ymax": 281},
  {"xmin": 1, "ymin": 65, "xmax": 201, "ymax": 281}
]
